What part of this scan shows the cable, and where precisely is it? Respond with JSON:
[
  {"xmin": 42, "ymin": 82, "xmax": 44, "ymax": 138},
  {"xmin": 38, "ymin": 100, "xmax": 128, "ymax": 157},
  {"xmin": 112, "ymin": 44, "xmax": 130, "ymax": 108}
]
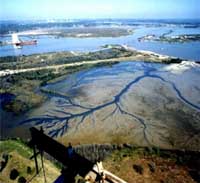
[{"xmin": 40, "ymin": 151, "xmax": 47, "ymax": 183}]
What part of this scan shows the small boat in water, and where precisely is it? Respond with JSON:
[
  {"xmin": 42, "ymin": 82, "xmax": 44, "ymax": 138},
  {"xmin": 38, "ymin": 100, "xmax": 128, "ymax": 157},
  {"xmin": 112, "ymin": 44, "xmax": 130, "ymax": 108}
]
[
  {"xmin": 12, "ymin": 33, "xmax": 37, "ymax": 49},
  {"xmin": 0, "ymin": 33, "xmax": 37, "ymax": 49}
]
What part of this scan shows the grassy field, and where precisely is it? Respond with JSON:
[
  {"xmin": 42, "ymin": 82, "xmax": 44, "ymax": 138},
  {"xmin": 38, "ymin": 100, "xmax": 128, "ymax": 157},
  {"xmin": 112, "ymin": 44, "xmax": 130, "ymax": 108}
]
[{"xmin": 0, "ymin": 139, "xmax": 60, "ymax": 183}]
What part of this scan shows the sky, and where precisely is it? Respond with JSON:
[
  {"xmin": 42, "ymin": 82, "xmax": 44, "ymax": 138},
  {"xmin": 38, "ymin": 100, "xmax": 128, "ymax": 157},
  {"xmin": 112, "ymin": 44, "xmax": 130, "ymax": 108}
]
[{"xmin": 0, "ymin": 0, "xmax": 200, "ymax": 20}]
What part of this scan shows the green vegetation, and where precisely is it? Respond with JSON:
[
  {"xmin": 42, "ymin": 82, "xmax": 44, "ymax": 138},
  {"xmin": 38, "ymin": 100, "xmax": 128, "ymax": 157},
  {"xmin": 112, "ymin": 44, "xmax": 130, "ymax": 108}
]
[
  {"xmin": 0, "ymin": 45, "xmax": 184, "ymax": 115},
  {"xmin": 0, "ymin": 139, "xmax": 60, "ymax": 183},
  {"xmin": 159, "ymin": 34, "xmax": 200, "ymax": 43},
  {"xmin": 0, "ymin": 69, "xmax": 61, "ymax": 114},
  {"xmin": 53, "ymin": 27, "xmax": 133, "ymax": 38},
  {"xmin": 0, "ymin": 139, "xmax": 32, "ymax": 158},
  {"xmin": 0, "ymin": 139, "xmax": 199, "ymax": 183},
  {"xmin": 0, "ymin": 47, "xmax": 131, "ymax": 71},
  {"xmin": 104, "ymin": 146, "xmax": 200, "ymax": 183},
  {"xmin": 0, "ymin": 60, "xmax": 119, "ymax": 115},
  {"xmin": 138, "ymin": 33, "xmax": 200, "ymax": 43}
]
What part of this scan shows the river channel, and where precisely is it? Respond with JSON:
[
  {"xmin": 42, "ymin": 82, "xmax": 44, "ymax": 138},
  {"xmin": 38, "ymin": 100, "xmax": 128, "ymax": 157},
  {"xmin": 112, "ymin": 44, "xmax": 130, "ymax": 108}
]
[{"xmin": 13, "ymin": 61, "xmax": 200, "ymax": 150}]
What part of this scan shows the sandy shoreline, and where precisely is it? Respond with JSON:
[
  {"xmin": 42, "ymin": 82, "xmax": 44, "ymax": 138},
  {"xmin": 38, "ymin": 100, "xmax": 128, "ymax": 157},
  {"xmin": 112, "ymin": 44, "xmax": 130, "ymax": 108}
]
[{"xmin": 0, "ymin": 47, "xmax": 176, "ymax": 77}]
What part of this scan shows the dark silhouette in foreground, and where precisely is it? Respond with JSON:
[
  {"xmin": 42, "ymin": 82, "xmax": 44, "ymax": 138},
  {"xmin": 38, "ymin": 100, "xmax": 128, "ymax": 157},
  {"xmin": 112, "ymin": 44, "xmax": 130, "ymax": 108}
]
[
  {"xmin": 29, "ymin": 127, "xmax": 200, "ymax": 183},
  {"xmin": 30, "ymin": 127, "xmax": 95, "ymax": 182},
  {"xmin": 30, "ymin": 127, "xmax": 121, "ymax": 183}
]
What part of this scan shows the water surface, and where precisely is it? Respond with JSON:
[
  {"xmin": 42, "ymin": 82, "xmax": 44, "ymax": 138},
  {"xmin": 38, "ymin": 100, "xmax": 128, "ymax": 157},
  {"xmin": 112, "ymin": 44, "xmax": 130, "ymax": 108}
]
[{"xmin": 1, "ymin": 26, "xmax": 200, "ymax": 60}]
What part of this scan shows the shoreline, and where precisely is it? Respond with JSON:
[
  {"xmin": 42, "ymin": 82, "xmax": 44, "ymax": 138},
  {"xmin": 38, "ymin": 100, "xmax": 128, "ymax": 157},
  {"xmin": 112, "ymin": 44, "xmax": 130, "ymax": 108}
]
[
  {"xmin": 1, "ymin": 45, "xmax": 200, "ymax": 154},
  {"xmin": 0, "ymin": 44, "xmax": 197, "ymax": 116},
  {"xmin": 2, "ymin": 27, "xmax": 134, "ymax": 38},
  {"xmin": 0, "ymin": 45, "xmax": 187, "ymax": 77}
]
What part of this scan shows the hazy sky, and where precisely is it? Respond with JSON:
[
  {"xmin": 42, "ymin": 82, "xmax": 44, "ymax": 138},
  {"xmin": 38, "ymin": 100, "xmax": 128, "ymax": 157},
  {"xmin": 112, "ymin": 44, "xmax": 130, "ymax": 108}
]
[{"xmin": 0, "ymin": 0, "xmax": 200, "ymax": 20}]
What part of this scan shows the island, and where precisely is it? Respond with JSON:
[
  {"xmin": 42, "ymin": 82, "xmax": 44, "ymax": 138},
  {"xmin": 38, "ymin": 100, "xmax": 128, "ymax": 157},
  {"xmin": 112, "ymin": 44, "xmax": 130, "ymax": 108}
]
[
  {"xmin": 138, "ymin": 30, "xmax": 200, "ymax": 43},
  {"xmin": 0, "ymin": 45, "xmax": 184, "ymax": 113}
]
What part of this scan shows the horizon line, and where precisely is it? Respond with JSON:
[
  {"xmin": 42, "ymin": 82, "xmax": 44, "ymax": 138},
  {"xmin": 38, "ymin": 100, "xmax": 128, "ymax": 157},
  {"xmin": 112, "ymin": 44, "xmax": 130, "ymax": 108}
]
[{"xmin": 1, "ymin": 18, "xmax": 200, "ymax": 21}]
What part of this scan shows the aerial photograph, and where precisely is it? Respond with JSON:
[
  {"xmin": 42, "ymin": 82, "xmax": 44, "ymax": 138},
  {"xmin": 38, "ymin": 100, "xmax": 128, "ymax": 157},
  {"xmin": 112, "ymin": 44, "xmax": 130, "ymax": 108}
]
[{"xmin": 0, "ymin": 0, "xmax": 200, "ymax": 182}]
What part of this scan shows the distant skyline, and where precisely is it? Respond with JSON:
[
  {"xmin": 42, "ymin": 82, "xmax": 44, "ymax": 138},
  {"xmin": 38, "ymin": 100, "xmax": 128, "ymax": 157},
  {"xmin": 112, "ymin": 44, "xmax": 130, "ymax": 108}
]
[{"xmin": 0, "ymin": 0, "xmax": 200, "ymax": 20}]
